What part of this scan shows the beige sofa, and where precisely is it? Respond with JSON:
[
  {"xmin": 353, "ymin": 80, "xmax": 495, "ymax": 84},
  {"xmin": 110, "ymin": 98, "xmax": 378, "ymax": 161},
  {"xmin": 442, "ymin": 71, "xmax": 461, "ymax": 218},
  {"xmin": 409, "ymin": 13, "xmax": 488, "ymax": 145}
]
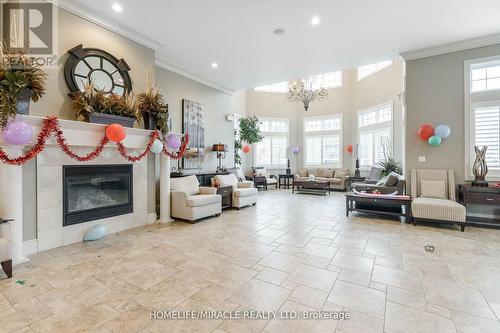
[
  {"xmin": 0, "ymin": 219, "xmax": 12, "ymax": 278},
  {"xmin": 170, "ymin": 175, "xmax": 222, "ymax": 221},
  {"xmin": 410, "ymin": 169, "xmax": 466, "ymax": 232},
  {"xmin": 214, "ymin": 174, "xmax": 258, "ymax": 209},
  {"xmin": 294, "ymin": 168, "xmax": 350, "ymax": 191}
]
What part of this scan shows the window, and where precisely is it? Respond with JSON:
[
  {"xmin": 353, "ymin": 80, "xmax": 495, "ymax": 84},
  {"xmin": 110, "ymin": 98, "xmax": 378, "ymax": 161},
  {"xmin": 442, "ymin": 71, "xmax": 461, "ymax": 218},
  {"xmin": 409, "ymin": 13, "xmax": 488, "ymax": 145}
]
[
  {"xmin": 308, "ymin": 71, "xmax": 343, "ymax": 90},
  {"xmin": 254, "ymin": 81, "xmax": 289, "ymax": 93},
  {"xmin": 254, "ymin": 118, "xmax": 289, "ymax": 167},
  {"xmin": 357, "ymin": 60, "xmax": 393, "ymax": 81},
  {"xmin": 304, "ymin": 115, "xmax": 343, "ymax": 167},
  {"xmin": 465, "ymin": 56, "xmax": 500, "ymax": 179},
  {"xmin": 357, "ymin": 102, "xmax": 393, "ymax": 168}
]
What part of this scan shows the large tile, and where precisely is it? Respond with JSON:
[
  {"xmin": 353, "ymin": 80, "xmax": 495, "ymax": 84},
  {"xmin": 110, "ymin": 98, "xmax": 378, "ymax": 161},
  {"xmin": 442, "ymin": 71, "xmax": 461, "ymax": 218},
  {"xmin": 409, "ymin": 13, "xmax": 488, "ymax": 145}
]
[
  {"xmin": 229, "ymin": 279, "xmax": 291, "ymax": 311},
  {"xmin": 372, "ymin": 265, "xmax": 423, "ymax": 292},
  {"xmin": 330, "ymin": 253, "xmax": 374, "ymax": 273},
  {"xmin": 327, "ymin": 281, "xmax": 386, "ymax": 319},
  {"xmin": 258, "ymin": 252, "xmax": 302, "ymax": 273},
  {"xmin": 385, "ymin": 302, "xmax": 456, "ymax": 333},
  {"xmin": 288, "ymin": 285, "xmax": 328, "ymax": 310},
  {"xmin": 288, "ymin": 264, "xmax": 338, "ymax": 292}
]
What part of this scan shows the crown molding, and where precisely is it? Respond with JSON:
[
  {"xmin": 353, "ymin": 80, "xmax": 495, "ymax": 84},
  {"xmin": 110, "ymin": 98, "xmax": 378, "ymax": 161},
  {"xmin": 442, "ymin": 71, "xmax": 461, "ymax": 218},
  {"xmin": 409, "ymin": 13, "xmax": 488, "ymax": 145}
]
[
  {"xmin": 47, "ymin": 0, "xmax": 162, "ymax": 51},
  {"xmin": 156, "ymin": 59, "xmax": 235, "ymax": 95},
  {"xmin": 400, "ymin": 33, "xmax": 500, "ymax": 61}
]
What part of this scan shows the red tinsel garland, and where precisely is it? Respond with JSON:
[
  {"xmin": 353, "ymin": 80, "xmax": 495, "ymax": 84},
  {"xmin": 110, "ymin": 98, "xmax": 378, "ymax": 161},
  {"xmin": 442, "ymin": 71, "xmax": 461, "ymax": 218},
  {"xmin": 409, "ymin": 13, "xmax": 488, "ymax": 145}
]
[{"xmin": 0, "ymin": 116, "xmax": 190, "ymax": 165}]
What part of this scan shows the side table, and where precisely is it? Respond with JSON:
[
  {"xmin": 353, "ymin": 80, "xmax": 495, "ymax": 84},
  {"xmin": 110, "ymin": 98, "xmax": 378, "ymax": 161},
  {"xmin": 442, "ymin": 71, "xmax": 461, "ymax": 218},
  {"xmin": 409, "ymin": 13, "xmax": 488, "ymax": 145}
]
[
  {"xmin": 279, "ymin": 174, "xmax": 294, "ymax": 189},
  {"xmin": 346, "ymin": 176, "xmax": 366, "ymax": 191},
  {"xmin": 217, "ymin": 185, "xmax": 233, "ymax": 210}
]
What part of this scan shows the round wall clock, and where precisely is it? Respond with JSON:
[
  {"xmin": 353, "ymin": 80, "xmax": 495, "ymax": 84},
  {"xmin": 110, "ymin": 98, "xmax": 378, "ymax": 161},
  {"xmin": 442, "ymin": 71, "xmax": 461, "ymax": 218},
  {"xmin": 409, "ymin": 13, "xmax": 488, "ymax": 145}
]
[{"xmin": 64, "ymin": 44, "xmax": 132, "ymax": 95}]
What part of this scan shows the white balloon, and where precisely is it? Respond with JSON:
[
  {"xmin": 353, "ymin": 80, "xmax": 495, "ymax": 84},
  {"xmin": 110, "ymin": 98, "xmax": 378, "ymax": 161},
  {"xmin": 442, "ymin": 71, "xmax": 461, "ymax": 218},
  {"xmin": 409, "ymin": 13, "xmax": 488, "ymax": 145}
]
[{"xmin": 150, "ymin": 139, "xmax": 164, "ymax": 154}]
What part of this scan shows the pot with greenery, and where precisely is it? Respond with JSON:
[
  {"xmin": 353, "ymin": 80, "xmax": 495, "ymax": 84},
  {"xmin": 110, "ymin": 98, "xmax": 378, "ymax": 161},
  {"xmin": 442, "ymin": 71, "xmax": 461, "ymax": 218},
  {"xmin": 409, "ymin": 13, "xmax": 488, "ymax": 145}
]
[
  {"xmin": 137, "ymin": 80, "xmax": 170, "ymax": 134},
  {"xmin": 378, "ymin": 137, "xmax": 402, "ymax": 176},
  {"xmin": 234, "ymin": 115, "xmax": 264, "ymax": 166},
  {"xmin": 0, "ymin": 45, "xmax": 47, "ymax": 128},
  {"xmin": 70, "ymin": 83, "xmax": 138, "ymax": 127}
]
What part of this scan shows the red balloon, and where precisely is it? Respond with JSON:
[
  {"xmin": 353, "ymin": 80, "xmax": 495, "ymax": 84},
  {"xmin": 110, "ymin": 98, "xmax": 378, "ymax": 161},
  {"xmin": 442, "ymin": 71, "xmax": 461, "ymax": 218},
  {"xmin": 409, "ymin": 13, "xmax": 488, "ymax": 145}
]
[
  {"xmin": 106, "ymin": 123, "xmax": 126, "ymax": 142},
  {"xmin": 418, "ymin": 124, "xmax": 434, "ymax": 141},
  {"xmin": 243, "ymin": 145, "xmax": 250, "ymax": 153},
  {"xmin": 347, "ymin": 144, "xmax": 353, "ymax": 153}
]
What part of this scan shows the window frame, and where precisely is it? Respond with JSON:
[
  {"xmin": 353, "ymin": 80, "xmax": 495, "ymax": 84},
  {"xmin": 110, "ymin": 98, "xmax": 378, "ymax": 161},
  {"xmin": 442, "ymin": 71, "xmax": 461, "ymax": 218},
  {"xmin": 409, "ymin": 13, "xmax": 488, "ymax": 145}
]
[
  {"xmin": 356, "ymin": 101, "xmax": 394, "ymax": 170},
  {"xmin": 253, "ymin": 117, "xmax": 289, "ymax": 168},
  {"xmin": 357, "ymin": 60, "xmax": 393, "ymax": 81},
  {"xmin": 303, "ymin": 114, "xmax": 343, "ymax": 168},
  {"xmin": 307, "ymin": 71, "xmax": 343, "ymax": 90},
  {"xmin": 465, "ymin": 55, "xmax": 500, "ymax": 180}
]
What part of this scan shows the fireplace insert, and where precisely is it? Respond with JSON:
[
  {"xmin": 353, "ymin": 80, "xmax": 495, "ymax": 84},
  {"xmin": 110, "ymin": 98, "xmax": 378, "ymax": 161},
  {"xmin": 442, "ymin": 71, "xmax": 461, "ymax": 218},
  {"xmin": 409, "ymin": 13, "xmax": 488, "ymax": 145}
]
[{"xmin": 63, "ymin": 165, "xmax": 133, "ymax": 226}]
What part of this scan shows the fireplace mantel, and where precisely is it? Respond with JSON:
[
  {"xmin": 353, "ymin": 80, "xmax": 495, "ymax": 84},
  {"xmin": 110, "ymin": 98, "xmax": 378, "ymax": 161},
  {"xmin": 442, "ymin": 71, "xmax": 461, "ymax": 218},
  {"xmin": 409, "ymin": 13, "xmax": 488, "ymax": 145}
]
[
  {"xmin": 0, "ymin": 115, "xmax": 154, "ymax": 148},
  {"xmin": 0, "ymin": 115, "xmax": 174, "ymax": 265}
]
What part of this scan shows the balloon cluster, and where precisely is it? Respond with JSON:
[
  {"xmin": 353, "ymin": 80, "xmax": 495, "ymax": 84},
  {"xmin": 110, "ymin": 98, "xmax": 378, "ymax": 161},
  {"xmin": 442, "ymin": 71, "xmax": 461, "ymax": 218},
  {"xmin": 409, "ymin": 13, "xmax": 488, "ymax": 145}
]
[
  {"xmin": 291, "ymin": 146, "xmax": 300, "ymax": 154},
  {"xmin": 243, "ymin": 145, "xmax": 251, "ymax": 154},
  {"xmin": 417, "ymin": 124, "xmax": 451, "ymax": 147},
  {"xmin": 2, "ymin": 119, "xmax": 33, "ymax": 145},
  {"xmin": 347, "ymin": 144, "xmax": 353, "ymax": 153}
]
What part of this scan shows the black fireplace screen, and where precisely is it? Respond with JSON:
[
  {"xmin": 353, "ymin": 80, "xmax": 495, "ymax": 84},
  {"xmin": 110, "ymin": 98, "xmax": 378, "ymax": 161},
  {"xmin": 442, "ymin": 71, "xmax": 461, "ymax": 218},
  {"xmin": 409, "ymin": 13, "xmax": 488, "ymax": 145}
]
[{"xmin": 63, "ymin": 165, "xmax": 133, "ymax": 226}]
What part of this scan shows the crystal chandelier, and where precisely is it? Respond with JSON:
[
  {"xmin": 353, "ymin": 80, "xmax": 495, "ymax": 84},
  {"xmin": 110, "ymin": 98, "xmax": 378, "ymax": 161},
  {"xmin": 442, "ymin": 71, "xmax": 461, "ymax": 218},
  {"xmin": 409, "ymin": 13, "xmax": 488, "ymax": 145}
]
[{"xmin": 286, "ymin": 76, "xmax": 328, "ymax": 111}]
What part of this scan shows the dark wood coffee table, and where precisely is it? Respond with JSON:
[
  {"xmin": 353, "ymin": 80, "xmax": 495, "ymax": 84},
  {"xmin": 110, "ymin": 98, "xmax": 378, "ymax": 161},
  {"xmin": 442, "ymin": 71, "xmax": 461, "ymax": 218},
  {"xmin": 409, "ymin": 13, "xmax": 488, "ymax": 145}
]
[
  {"xmin": 292, "ymin": 180, "xmax": 330, "ymax": 196},
  {"xmin": 345, "ymin": 192, "xmax": 412, "ymax": 221}
]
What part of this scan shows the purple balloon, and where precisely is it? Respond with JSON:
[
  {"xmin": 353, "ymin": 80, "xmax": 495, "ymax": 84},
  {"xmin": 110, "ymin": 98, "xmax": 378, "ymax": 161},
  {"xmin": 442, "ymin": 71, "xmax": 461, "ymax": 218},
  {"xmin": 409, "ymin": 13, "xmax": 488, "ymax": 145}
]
[
  {"xmin": 2, "ymin": 119, "xmax": 33, "ymax": 145},
  {"xmin": 166, "ymin": 134, "xmax": 181, "ymax": 150},
  {"xmin": 291, "ymin": 146, "xmax": 300, "ymax": 154}
]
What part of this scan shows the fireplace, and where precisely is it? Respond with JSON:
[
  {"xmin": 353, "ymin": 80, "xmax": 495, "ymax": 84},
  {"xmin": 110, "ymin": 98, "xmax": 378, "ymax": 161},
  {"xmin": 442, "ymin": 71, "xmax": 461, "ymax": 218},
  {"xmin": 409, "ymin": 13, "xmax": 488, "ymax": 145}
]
[{"xmin": 63, "ymin": 165, "xmax": 133, "ymax": 226}]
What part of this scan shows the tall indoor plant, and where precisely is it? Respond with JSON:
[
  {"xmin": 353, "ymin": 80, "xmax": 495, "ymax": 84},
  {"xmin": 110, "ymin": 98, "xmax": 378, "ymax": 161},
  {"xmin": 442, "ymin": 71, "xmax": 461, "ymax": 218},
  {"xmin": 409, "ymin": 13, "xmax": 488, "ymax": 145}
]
[
  {"xmin": 234, "ymin": 115, "xmax": 264, "ymax": 166},
  {"xmin": 0, "ymin": 44, "xmax": 47, "ymax": 127}
]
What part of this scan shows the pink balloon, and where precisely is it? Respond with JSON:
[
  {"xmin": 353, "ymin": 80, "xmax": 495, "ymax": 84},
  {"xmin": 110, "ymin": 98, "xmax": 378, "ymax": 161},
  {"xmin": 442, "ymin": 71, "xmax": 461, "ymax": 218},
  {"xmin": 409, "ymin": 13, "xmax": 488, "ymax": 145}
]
[
  {"xmin": 2, "ymin": 119, "xmax": 33, "ymax": 145},
  {"xmin": 166, "ymin": 134, "xmax": 181, "ymax": 150}
]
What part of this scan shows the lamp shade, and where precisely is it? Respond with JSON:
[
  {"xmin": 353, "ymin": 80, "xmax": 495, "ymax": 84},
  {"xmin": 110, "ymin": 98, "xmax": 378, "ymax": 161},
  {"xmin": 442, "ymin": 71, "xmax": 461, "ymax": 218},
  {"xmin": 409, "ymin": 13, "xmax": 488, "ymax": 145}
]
[{"xmin": 212, "ymin": 143, "xmax": 227, "ymax": 152}]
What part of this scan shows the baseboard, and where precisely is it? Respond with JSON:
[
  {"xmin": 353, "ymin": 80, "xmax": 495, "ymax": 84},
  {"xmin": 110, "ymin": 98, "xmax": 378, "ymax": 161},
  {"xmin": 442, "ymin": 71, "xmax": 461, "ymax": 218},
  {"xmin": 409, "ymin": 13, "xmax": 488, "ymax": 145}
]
[
  {"xmin": 23, "ymin": 239, "xmax": 38, "ymax": 256},
  {"xmin": 148, "ymin": 212, "xmax": 157, "ymax": 224}
]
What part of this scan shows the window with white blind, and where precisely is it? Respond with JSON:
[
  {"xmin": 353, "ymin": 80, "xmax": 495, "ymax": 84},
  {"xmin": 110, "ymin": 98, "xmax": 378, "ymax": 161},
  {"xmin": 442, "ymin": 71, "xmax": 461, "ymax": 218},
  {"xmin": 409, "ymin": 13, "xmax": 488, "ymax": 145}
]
[
  {"xmin": 254, "ymin": 81, "xmax": 289, "ymax": 93},
  {"xmin": 357, "ymin": 102, "xmax": 393, "ymax": 168},
  {"xmin": 465, "ymin": 56, "xmax": 500, "ymax": 179},
  {"xmin": 254, "ymin": 118, "xmax": 289, "ymax": 167},
  {"xmin": 357, "ymin": 60, "xmax": 393, "ymax": 81},
  {"xmin": 304, "ymin": 115, "xmax": 343, "ymax": 167}
]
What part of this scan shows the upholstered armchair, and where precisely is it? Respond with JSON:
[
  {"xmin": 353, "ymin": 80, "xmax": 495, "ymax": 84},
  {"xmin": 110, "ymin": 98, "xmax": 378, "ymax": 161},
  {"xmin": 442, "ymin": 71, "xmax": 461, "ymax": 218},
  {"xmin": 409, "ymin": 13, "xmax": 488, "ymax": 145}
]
[
  {"xmin": 170, "ymin": 175, "xmax": 222, "ymax": 221},
  {"xmin": 410, "ymin": 169, "xmax": 466, "ymax": 231},
  {"xmin": 214, "ymin": 174, "xmax": 258, "ymax": 209},
  {"xmin": 251, "ymin": 167, "xmax": 278, "ymax": 190},
  {"xmin": 0, "ymin": 218, "xmax": 12, "ymax": 278}
]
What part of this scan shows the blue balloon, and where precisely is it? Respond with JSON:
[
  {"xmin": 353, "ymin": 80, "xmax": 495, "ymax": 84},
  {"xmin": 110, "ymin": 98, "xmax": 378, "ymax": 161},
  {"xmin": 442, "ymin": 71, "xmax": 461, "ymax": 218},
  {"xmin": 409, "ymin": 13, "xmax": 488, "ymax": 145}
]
[
  {"xmin": 434, "ymin": 124, "xmax": 451, "ymax": 139},
  {"xmin": 428, "ymin": 135, "xmax": 442, "ymax": 146},
  {"xmin": 84, "ymin": 224, "xmax": 107, "ymax": 241},
  {"xmin": 150, "ymin": 139, "xmax": 164, "ymax": 154}
]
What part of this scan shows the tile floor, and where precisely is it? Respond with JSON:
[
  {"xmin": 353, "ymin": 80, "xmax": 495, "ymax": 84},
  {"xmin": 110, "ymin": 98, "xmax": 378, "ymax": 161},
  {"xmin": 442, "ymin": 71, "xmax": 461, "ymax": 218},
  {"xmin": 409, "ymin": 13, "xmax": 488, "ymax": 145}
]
[{"xmin": 2, "ymin": 190, "xmax": 500, "ymax": 332}]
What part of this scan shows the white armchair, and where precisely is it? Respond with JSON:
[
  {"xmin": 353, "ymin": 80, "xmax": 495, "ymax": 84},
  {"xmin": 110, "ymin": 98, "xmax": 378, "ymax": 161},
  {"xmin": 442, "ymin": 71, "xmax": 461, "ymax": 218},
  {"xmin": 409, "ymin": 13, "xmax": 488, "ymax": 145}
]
[
  {"xmin": 214, "ymin": 174, "xmax": 258, "ymax": 209},
  {"xmin": 0, "ymin": 218, "xmax": 12, "ymax": 278},
  {"xmin": 170, "ymin": 175, "xmax": 222, "ymax": 221},
  {"xmin": 410, "ymin": 169, "xmax": 466, "ymax": 231}
]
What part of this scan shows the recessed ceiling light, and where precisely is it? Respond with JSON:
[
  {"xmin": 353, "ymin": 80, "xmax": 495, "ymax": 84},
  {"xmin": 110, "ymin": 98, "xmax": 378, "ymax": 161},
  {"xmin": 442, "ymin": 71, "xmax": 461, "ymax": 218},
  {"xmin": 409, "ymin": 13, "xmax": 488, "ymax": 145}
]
[
  {"xmin": 273, "ymin": 28, "xmax": 285, "ymax": 35},
  {"xmin": 311, "ymin": 16, "xmax": 320, "ymax": 25},
  {"xmin": 211, "ymin": 62, "xmax": 219, "ymax": 69},
  {"xmin": 112, "ymin": 3, "xmax": 123, "ymax": 12}
]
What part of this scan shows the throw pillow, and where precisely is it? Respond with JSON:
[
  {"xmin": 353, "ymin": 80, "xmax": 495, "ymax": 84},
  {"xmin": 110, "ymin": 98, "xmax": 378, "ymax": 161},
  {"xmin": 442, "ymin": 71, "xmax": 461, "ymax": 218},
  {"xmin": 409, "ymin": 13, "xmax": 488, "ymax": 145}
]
[
  {"xmin": 298, "ymin": 169, "xmax": 308, "ymax": 177},
  {"xmin": 376, "ymin": 175, "xmax": 388, "ymax": 186},
  {"xmin": 385, "ymin": 172, "xmax": 400, "ymax": 187},
  {"xmin": 334, "ymin": 171, "xmax": 346, "ymax": 179},
  {"xmin": 420, "ymin": 180, "xmax": 446, "ymax": 199},
  {"xmin": 323, "ymin": 169, "xmax": 335, "ymax": 178}
]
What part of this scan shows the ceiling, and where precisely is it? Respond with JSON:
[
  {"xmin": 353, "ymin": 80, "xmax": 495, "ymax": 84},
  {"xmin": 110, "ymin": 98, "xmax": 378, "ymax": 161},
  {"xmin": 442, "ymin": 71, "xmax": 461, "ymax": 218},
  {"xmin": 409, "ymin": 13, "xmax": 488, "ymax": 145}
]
[{"xmin": 58, "ymin": 0, "xmax": 500, "ymax": 93}]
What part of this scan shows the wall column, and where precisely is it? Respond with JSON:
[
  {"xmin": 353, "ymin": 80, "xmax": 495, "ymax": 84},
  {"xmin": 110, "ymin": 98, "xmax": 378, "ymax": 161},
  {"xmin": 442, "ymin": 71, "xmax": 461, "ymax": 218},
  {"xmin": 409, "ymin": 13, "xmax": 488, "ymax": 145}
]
[
  {"xmin": 0, "ymin": 146, "xmax": 28, "ymax": 264},
  {"xmin": 158, "ymin": 153, "xmax": 174, "ymax": 223}
]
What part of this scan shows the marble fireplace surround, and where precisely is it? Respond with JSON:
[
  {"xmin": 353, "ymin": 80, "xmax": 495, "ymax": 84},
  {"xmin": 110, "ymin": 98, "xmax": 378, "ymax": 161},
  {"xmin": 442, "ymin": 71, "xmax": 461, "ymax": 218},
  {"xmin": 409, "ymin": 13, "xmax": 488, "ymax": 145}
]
[{"xmin": 0, "ymin": 115, "xmax": 174, "ymax": 264}]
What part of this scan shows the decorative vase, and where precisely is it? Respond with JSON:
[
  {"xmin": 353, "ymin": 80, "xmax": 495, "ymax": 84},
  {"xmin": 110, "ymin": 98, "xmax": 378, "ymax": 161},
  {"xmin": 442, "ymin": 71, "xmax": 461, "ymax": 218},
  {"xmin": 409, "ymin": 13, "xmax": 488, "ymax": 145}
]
[
  {"xmin": 308, "ymin": 174, "xmax": 315, "ymax": 181},
  {"xmin": 286, "ymin": 159, "xmax": 291, "ymax": 174},
  {"xmin": 142, "ymin": 113, "xmax": 156, "ymax": 130},
  {"xmin": 16, "ymin": 88, "xmax": 33, "ymax": 115},
  {"xmin": 354, "ymin": 158, "xmax": 360, "ymax": 177},
  {"xmin": 472, "ymin": 146, "xmax": 488, "ymax": 187}
]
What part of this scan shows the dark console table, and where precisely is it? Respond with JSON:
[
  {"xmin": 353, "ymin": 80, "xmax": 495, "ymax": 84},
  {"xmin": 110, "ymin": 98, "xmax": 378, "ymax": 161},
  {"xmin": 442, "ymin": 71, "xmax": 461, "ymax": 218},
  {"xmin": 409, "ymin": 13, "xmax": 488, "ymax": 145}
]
[
  {"xmin": 458, "ymin": 184, "xmax": 500, "ymax": 226},
  {"xmin": 171, "ymin": 171, "xmax": 229, "ymax": 186}
]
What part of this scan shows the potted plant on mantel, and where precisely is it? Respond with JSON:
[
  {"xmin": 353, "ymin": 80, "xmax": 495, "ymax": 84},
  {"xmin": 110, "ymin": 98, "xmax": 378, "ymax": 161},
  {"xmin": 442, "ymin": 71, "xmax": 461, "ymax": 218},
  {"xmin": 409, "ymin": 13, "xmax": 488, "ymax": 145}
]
[
  {"xmin": 137, "ymin": 78, "xmax": 170, "ymax": 134},
  {"xmin": 70, "ymin": 83, "xmax": 138, "ymax": 127},
  {"xmin": 0, "ymin": 44, "xmax": 47, "ymax": 128}
]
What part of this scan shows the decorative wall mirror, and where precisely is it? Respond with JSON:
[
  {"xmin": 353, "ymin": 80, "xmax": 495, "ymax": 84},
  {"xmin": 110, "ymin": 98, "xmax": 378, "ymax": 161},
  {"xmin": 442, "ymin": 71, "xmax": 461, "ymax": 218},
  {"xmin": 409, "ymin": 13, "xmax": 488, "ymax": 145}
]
[{"xmin": 64, "ymin": 44, "xmax": 132, "ymax": 95}]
